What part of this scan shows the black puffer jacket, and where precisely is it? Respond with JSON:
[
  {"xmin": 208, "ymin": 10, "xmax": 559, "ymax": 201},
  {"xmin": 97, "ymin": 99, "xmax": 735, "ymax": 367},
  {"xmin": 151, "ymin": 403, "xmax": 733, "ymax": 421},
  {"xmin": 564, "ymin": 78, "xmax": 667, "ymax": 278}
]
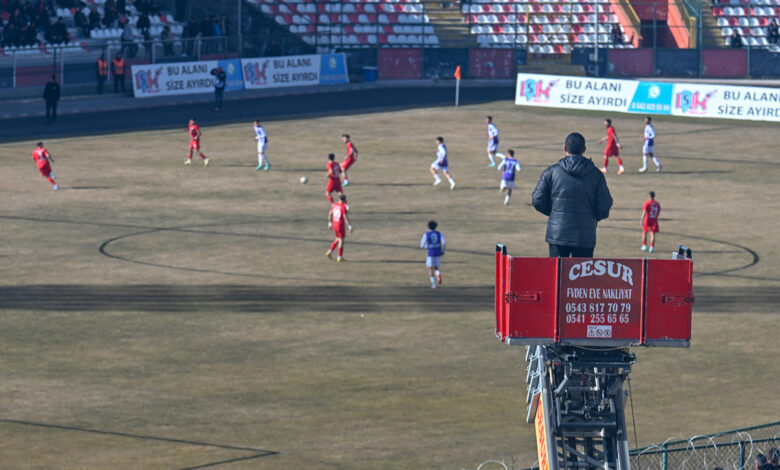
[{"xmin": 532, "ymin": 154, "xmax": 613, "ymax": 249}]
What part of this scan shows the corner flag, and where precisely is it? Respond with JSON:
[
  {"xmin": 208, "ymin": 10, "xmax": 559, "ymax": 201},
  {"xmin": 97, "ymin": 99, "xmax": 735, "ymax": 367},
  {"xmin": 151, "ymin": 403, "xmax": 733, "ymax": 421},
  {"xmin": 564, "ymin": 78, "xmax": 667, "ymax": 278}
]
[{"xmin": 454, "ymin": 66, "xmax": 461, "ymax": 106}]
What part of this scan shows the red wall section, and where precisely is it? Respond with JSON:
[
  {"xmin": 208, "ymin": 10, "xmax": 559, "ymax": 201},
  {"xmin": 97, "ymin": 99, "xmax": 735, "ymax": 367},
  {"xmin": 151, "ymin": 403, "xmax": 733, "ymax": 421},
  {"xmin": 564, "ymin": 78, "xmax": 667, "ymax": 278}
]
[
  {"xmin": 469, "ymin": 49, "xmax": 516, "ymax": 79},
  {"xmin": 702, "ymin": 49, "xmax": 747, "ymax": 77},
  {"xmin": 631, "ymin": 0, "xmax": 668, "ymax": 20},
  {"xmin": 378, "ymin": 48, "xmax": 422, "ymax": 80},
  {"xmin": 608, "ymin": 49, "xmax": 653, "ymax": 76}
]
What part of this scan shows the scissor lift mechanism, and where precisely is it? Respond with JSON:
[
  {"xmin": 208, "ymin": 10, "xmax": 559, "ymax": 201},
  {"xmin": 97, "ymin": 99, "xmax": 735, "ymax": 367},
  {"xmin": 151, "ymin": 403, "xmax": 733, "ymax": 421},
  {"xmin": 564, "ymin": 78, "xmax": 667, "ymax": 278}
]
[{"xmin": 495, "ymin": 245, "xmax": 694, "ymax": 470}]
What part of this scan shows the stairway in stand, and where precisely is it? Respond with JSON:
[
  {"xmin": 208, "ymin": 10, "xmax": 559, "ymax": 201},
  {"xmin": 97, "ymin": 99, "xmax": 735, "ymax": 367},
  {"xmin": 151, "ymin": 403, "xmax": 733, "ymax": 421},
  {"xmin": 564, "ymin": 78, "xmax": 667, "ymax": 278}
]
[
  {"xmin": 422, "ymin": 0, "xmax": 475, "ymax": 47},
  {"xmin": 700, "ymin": 2, "xmax": 724, "ymax": 48}
]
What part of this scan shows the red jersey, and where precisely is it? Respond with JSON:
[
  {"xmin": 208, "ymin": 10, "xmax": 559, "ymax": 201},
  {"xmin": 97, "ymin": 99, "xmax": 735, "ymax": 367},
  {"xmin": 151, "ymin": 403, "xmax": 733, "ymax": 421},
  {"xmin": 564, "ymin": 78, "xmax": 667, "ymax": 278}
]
[
  {"xmin": 606, "ymin": 126, "xmax": 616, "ymax": 146},
  {"xmin": 643, "ymin": 199, "xmax": 660, "ymax": 221},
  {"xmin": 32, "ymin": 147, "xmax": 49, "ymax": 167},
  {"xmin": 345, "ymin": 141, "xmax": 356, "ymax": 159},
  {"xmin": 331, "ymin": 202, "xmax": 348, "ymax": 224},
  {"xmin": 189, "ymin": 123, "xmax": 200, "ymax": 141},
  {"xmin": 327, "ymin": 161, "xmax": 341, "ymax": 180}
]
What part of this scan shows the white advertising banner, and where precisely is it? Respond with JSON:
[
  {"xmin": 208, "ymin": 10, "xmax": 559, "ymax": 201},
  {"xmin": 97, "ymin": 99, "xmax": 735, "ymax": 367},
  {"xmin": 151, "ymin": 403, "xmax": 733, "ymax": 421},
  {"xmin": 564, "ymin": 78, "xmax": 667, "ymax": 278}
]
[
  {"xmin": 515, "ymin": 74, "xmax": 638, "ymax": 113},
  {"xmin": 671, "ymin": 83, "xmax": 780, "ymax": 122},
  {"xmin": 132, "ymin": 60, "xmax": 219, "ymax": 98},
  {"xmin": 242, "ymin": 54, "xmax": 320, "ymax": 89}
]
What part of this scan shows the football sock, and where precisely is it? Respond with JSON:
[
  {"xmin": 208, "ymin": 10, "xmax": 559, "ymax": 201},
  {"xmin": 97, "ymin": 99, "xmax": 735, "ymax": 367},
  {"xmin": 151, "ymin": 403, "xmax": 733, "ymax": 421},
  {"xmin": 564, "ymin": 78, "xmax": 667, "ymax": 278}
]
[
  {"xmin": 329, "ymin": 240, "xmax": 339, "ymax": 252},
  {"xmin": 652, "ymin": 156, "xmax": 661, "ymax": 167},
  {"xmin": 258, "ymin": 154, "xmax": 263, "ymax": 165},
  {"xmin": 48, "ymin": 177, "xmax": 56, "ymax": 185},
  {"xmin": 616, "ymin": 157, "xmax": 623, "ymax": 166},
  {"xmin": 201, "ymin": 154, "xmax": 208, "ymax": 160},
  {"xmin": 642, "ymin": 155, "xmax": 648, "ymax": 168},
  {"xmin": 429, "ymin": 276, "xmax": 436, "ymax": 288},
  {"xmin": 504, "ymin": 195, "xmax": 510, "ymax": 205},
  {"xmin": 447, "ymin": 176, "xmax": 454, "ymax": 184},
  {"xmin": 603, "ymin": 157, "xmax": 609, "ymax": 168},
  {"xmin": 488, "ymin": 154, "xmax": 495, "ymax": 165},
  {"xmin": 327, "ymin": 194, "xmax": 334, "ymax": 203},
  {"xmin": 338, "ymin": 246, "xmax": 343, "ymax": 257}
]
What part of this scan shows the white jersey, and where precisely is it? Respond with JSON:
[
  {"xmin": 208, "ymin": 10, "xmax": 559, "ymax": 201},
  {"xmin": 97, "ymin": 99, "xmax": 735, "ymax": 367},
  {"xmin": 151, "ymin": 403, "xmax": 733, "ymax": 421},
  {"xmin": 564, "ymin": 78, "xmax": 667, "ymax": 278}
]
[
  {"xmin": 644, "ymin": 124, "xmax": 656, "ymax": 142},
  {"xmin": 254, "ymin": 125, "xmax": 267, "ymax": 143},
  {"xmin": 435, "ymin": 143, "xmax": 448, "ymax": 167}
]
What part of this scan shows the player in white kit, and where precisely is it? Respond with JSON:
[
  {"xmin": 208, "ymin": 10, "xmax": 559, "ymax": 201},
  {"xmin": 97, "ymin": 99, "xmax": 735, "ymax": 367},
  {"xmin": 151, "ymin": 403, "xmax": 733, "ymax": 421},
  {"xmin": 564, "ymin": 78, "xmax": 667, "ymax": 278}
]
[
  {"xmin": 639, "ymin": 116, "xmax": 662, "ymax": 172},
  {"xmin": 430, "ymin": 136, "xmax": 456, "ymax": 189},
  {"xmin": 254, "ymin": 120, "xmax": 270, "ymax": 171},
  {"xmin": 486, "ymin": 116, "xmax": 501, "ymax": 167}
]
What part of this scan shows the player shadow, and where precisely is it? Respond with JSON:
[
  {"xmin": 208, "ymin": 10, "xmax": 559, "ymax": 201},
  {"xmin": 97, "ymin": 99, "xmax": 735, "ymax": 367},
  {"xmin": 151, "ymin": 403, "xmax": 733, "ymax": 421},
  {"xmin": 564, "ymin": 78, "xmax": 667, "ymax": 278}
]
[
  {"xmin": 653, "ymin": 170, "xmax": 733, "ymax": 175},
  {"xmin": 372, "ymin": 182, "xmax": 433, "ymax": 187},
  {"xmin": 67, "ymin": 186, "xmax": 114, "ymax": 190}
]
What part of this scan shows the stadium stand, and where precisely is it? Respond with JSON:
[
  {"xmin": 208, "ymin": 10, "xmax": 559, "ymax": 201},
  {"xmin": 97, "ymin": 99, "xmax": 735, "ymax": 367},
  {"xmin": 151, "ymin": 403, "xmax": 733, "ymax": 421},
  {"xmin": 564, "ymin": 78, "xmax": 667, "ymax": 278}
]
[
  {"xmin": 245, "ymin": 0, "xmax": 441, "ymax": 48},
  {"xmin": 711, "ymin": 0, "xmax": 780, "ymax": 49}
]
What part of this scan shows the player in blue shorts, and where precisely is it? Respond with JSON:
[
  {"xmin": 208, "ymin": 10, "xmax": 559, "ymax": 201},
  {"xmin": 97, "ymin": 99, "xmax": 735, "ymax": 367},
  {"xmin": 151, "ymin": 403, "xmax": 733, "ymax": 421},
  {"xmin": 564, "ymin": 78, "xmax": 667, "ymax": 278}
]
[
  {"xmin": 497, "ymin": 149, "xmax": 522, "ymax": 205},
  {"xmin": 420, "ymin": 220, "xmax": 446, "ymax": 289},
  {"xmin": 430, "ymin": 136, "xmax": 455, "ymax": 189},
  {"xmin": 639, "ymin": 116, "xmax": 662, "ymax": 172}
]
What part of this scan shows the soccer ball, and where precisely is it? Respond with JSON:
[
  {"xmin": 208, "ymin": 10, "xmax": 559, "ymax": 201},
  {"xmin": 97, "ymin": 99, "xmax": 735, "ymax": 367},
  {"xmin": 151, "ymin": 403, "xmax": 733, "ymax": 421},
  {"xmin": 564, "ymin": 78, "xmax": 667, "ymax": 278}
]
[{"xmin": 300, "ymin": 176, "xmax": 308, "ymax": 184}]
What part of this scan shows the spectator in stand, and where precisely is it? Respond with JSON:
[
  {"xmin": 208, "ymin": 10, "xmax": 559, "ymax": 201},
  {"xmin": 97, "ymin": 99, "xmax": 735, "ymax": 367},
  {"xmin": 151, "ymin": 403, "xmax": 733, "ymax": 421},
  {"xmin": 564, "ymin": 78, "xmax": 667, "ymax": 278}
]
[
  {"xmin": 116, "ymin": 0, "xmax": 126, "ymax": 14},
  {"xmin": 88, "ymin": 7, "xmax": 101, "ymax": 31},
  {"xmin": 21, "ymin": 22, "xmax": 37, "ymax": 45},
  {"xmin": 112, "ymin": 51, "xmax": 126, "ymax": 93},
  {"xmin": 213, "ymin": 15, "xmax": 223, "ymax": 52},
  {"xmin": 768, "ymin": 19, "xmax": 779, "ymax": 45},
  {"xmin": 136, "ymin": 12, "xmax": 150, "ymax": 36},
  {"xmin": 766, "ymin": 449, "xmax": 779, "ymax": 470},
  {"xmin": 149, "ymin": 0, "xmax": 161, "ymax": 15},
  {"xmin": 182, "ymin": 19, "xmax": 198, "ymax": 55},
  {"xmin": 134, "ymin": 0, "xmax": 149, "ymax": 13},
  {"xmin": 74, "ymin": 8, "xmax": 89, "ymax": 37},
  {"xmin": 201, "ymin": 14, "xmax": 215, "ymax": 54},
  {"xmin": 103, "ymin": 4, "xmax": 118, "ymax": 28},
  {"xmin": 3, "ymin": 22, "xmax": 19, "ymax": 47},
  {"xmin": 730, "ymin": 29, "xmax": 743, "ymax": 48},
  {"xmin": 611, "ymin": 24, "xmax": 623, "ymax": 45},
  {"xmin": 161, "ymin": 25, "xmax": 174, "ymax": 56},
  {"xmin": 220, "ymin": 14, "xmax": 230, "ymax": 37},
  {"xmin": 43, "ymin": 75, "xmax": 60, "ymax": 124}
]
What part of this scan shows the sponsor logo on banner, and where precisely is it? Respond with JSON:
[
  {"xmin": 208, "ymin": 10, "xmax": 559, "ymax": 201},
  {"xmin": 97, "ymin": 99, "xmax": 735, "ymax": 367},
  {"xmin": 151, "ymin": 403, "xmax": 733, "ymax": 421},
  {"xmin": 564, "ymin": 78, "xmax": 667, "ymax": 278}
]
[
  {"xmin": 134, "ymin": 66, "xmax": 163, "ymax": 95},
  {"xmin": 319, "ymin": 53, "xmax": 349, "ymax": 85},
  {"xmin": 519, "ymin": 78, "xmax": 559, "ymax": 103},
  {"xmin": 629, "ymin": 81, "xmax": 673, "ymax": 115},
  {"xmin": 244, "ymin": 59, "xmax": 270, "ymax": 87},
  {"xmin": 675, "ymin": 89, "xmax": 717, "ymax": 115}
]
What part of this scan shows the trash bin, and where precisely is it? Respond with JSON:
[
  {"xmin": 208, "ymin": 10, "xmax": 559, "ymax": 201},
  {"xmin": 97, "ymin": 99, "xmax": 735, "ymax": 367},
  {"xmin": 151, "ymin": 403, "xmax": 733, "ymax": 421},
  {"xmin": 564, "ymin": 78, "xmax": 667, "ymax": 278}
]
[{"xmin": 363, "ymin": 66, "xmax": 377, "ymax": 82}]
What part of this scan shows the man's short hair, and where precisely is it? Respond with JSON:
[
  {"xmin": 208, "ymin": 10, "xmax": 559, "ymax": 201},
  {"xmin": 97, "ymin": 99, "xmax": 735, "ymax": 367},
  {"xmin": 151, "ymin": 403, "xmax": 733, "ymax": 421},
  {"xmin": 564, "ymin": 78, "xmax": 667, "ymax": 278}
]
[
  {"xmin": 605, "ymin": 118, "xmax": 612, "ymax": 125},
  {"xmin": 37, "ymin": 141, "xmax": 43, "ymax": 147},
  {"xmin": 486, "ymin": 116, "xmax": 492, "ymax": 121},
  {"xmin": 508, "ymin": 149, "xmax": 515, "ymax": 157},
  {"xmin": 428, "ymin": 220, "xmax": 438, "ymax": 230},
  {"xmin": 339, "ymin": 194, "xmax": 347, "ymax": 202},
  {"xmin": 565, "ymin": 132, "xmax": 586, "ymax": 155},
  {"xmin": 436, "ymin": 136, "xmax": 443, "ymax": 143},
  {"xmin": 646, "ymin": 116, "xmax": 652, "ymax": 122},
  {"xmin": 342, "ymin": 134, "xmax": 350, "ymax": 139},
  {"xmin": 328, "ymin": 153, "xmax": 335, "ymax": 161},
  {"xmin": 649, "ymin": 191, "xmax": 655, "ymax": 199}
]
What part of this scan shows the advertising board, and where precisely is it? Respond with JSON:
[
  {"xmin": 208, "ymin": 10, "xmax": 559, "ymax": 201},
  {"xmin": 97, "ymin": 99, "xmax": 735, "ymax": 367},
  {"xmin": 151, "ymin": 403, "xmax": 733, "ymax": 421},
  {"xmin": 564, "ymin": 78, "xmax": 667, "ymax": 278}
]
[
  {"xmin": 557, "ymin": 259, "xmax": 644, "ymax": 345},
  {"xmin": 132, "ymin": 60, "xmax": 221, "ymax": 98},
  {"xmin": 242, "ymin": 53, "xmax": 348, "ymax": 90}
]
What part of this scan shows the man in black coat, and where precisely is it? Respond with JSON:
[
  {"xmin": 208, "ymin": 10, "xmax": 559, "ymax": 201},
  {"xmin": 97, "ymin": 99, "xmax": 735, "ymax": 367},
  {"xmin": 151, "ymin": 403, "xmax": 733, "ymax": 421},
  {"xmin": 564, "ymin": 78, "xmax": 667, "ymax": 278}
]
[
  {"xmin": 43, "ymin": 75, "xmax": 61, "ymax": 124},
  {"xmin": 532, "ymin": 132, "xmax": 613, "ymax": 257}
]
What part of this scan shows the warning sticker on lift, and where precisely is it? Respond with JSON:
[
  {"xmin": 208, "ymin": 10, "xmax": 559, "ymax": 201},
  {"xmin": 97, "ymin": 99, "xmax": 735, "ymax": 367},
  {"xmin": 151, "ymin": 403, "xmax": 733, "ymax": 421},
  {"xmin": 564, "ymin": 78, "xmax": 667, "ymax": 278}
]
[{"xmin": 558, "ymin": 259, "xmax": 644, "ymax": 342}]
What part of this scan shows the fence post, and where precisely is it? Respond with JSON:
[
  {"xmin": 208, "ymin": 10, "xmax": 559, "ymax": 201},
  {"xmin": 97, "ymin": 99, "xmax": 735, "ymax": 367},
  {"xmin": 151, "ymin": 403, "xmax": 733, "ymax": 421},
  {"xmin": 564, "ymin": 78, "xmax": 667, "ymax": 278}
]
[
  {"xmin": 738, "ymin": 439, "xmax": 746, "ymax": 469},
  {"xmin": 661, "ymin": 443, "xmax": 668, "ymax": 470},
  {"xmin": 12, "ymin": 49, "xmax": 17, "ymax": 88},
  {"xmin": 652, "ymin": 3, "xmax": 657, "ymax": 77}
]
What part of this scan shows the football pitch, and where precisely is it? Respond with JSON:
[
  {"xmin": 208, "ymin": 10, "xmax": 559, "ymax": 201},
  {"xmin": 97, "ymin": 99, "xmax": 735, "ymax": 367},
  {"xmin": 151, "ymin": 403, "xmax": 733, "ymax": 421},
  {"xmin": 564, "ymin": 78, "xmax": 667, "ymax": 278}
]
[{"xmin": 1, "ymin": 101, "xmax": 778, "ymax": 469}]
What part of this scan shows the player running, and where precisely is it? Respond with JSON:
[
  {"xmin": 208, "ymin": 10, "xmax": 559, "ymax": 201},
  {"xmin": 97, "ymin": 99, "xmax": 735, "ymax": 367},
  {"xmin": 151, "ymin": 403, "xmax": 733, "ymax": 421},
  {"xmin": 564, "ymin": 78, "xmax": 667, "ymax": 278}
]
[
  {"xmin": 32, "ymin": 142, "xmax": 59, "ymax": 190},
  {"xmin": 184, "ymin": 118, "xmax": 210, "ymax": 166},
  {"xmin": 341, "ymin": 134, "xmax": 357, "ymax": 186},
  {"xmin": 497, "ymin": 149, "xmax": 522, "ymax": 205},
  {"xmin": 598, "ymin": 118, "xmax": 625, "ymax": 175},
  {"xmin": 430, "ymin": 136, "xmax": 456, "ymax": 190},
  {"xmin": 254, "ymin": 120, "xmax": 270, "ymax": 171},
  {"xmin": 486, "ymin": 116, "xmax": 500, "ymax": 167},
  {"xmin": 327, "ymin": 194, "xmax": 352, "ymax": 263},
  {"xmin": 641, "ymin": 191, "xmax": 661, "ymax": 253},
  {"xmin": 326, "ymin": 153, "xmax": 343, "ymax": 203},
  {"xmin": 639, "ymin": 116, "xmax": 662, "ymax": 173},
  {"xmin": 420, "ymin": 220, "xmax": 446, "ymax": 289}
]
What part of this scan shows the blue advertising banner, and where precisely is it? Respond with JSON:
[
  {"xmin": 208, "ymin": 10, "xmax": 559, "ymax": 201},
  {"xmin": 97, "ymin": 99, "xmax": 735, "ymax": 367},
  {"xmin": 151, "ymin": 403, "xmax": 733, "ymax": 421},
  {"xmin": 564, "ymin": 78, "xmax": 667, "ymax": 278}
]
[
  {"xmin": 628, "ymin": 81, "xmax": 673, "ymax": 115},
  {"xmin": 218, "ymin": 58, "xmax": 244, "ymax": 92},
  {"xmin": 319, "ymin": 53, "xmax": 349, "ymax": 85}
]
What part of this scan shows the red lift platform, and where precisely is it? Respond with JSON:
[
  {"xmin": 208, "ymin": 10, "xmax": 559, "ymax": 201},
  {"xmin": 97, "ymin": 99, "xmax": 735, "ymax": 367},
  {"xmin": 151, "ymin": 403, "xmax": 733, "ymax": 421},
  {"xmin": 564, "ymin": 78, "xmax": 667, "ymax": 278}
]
[{"xmin": 494, "ymin": 244, "xmax": 694, "ymax": 470}]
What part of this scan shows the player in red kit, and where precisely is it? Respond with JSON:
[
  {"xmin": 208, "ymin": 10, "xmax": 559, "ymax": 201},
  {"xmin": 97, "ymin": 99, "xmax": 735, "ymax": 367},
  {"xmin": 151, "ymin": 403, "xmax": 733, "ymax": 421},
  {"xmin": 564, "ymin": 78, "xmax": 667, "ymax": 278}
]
[
  {"xmin": 326, "ymin": 153, "xmax": 343, "ymax": 203},
  {"xmin": 341, "ymin": 134, "xmax": 358, "ymax": 186},
  {"xmin": 184, "ymin": 118, "xmax": 210, "ymax": 166},
  {"xmin": 598, "ymin": 119, "xmax": 624, "ymax": 175},
  {"xmin": 32, "ymin": 142, "xmax": 59, "ymax": 190},
  {"xmin": 641, "ymin": 191, "xmax": 661, "ymax": 253},
  {"xmin": 327, "ymin": 194, "xmax": 353, "ymax": 262}
]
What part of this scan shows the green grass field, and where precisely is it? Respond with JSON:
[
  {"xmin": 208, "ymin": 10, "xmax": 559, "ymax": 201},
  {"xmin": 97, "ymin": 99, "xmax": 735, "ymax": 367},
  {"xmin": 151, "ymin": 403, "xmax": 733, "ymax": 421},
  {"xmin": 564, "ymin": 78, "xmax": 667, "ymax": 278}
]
[{"xmin": 1, "ymin": 101, "xmax": 778, "ymax": 470}]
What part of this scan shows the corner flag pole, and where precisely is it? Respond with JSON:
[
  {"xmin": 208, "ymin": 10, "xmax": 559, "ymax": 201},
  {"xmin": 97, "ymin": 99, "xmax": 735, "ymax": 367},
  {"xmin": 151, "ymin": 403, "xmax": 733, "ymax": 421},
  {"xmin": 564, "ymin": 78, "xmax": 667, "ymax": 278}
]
[{"xmin": 454, "ymin": 65, "xmax": 461, "ymax": 106}]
